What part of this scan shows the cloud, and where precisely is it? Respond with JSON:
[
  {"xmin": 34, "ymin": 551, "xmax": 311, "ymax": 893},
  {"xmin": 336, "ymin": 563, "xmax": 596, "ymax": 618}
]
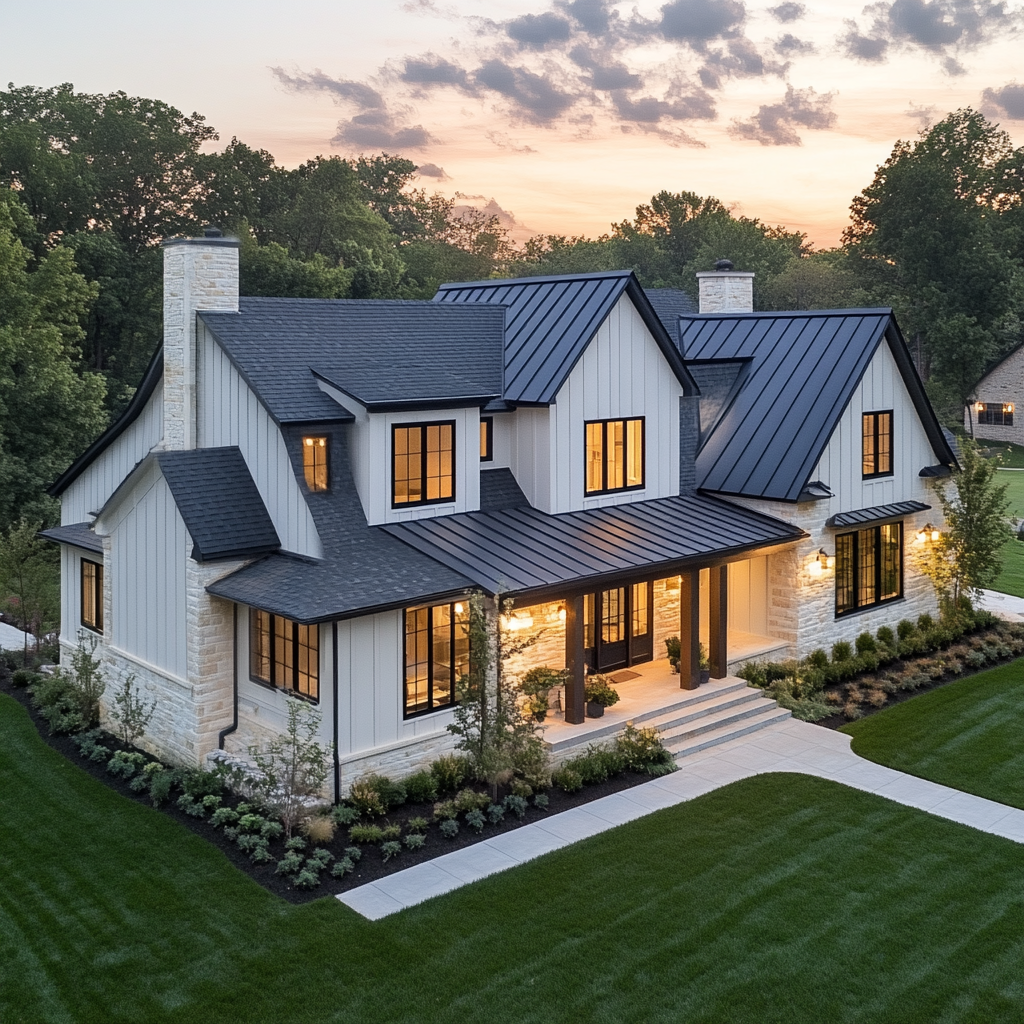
[
  {"xmin": 569, "ymin": 46, "xmax": 643, "ymax": 89},
  {"xmin": 837, "ymin": 22, "xmax": 890, "ymax": 61},
  {"xmin": 699, "ymin": 38, "xmax": 789, "ymax": 88},
  {"xmin": 729, "ymin": 85, "xmax": 837, "ymax": 145},
  {"xmin": 558, "ymin": 0, "xmax": 613, "ymax": 34},
  {"xmin": 774, "ymin": 33, "xmax": 816, "ymax": 56},
  {"xmin": 271, "ymin": 67, "xmax": 384, "ymax": 109},
  {"xmin": 768, "ymin": 2, "xmax": 805, "ymax": 21},
  {"xmin": 400, "ymin": 55, "xmax": 471, "ymax": 89},
  {"xmin": 983, "ymin": 81, "xmax": 1024, "ymax": 118},
  {"xmin": 484, "ymin": 130, "xmax": 537, "ymax": 153},
  {"xmin": 611, "ymin": 88, "xmax": 716, "ymax": 123},
  {"xmin": 416, "ymin": 162, "xmax": 449, "ymax": 178},
  {"xmin": 506, "ymin": 11, "xmax": 573, "ymax": 48},
  {"xmin": 474, "ymin": 60, "xmax": 578, "ymax": 123},
  {"xmin": 659, "ymin": 0, "xmax": 746, "ymax": 46},
  {"xmin": 332, "ymin": 111, "xmax": 434, "ymax": 150}
]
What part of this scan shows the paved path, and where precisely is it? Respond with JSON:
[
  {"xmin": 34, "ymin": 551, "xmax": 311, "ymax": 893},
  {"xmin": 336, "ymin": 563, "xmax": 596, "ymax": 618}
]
[
  {"xmin": 338, "ymin": 718, "xmax": 1024, "ymax": 920},
  {"xmin": 0, "ymin": 621, "xmax": 31, "ymax": 652},
  {"xmin": 978, "ymin": 588, "xmax": 1024, "ymax": 623}
]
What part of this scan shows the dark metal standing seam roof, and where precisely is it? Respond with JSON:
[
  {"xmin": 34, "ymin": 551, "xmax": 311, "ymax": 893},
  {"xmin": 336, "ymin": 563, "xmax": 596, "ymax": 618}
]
[
  {"xmin": 681, "ymin": 309, "xmax": 958, "ymax": 503},
  {"xmin": 435, "ymin": 271, "xmax": 698, "ymax": 403},
  {"xmin": 382, "ymin": 493, "xmax": 805, "ymax": 601},
  {"xmin": 825, "ymin": 500, "xmax": 931, "ymax": 528}
]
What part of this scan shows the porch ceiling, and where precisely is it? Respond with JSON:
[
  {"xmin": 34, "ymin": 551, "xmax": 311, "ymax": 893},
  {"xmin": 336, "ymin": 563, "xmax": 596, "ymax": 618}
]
[{"xmin": 381, "ymin": 493, "xmax": 805, "ymax": 599}]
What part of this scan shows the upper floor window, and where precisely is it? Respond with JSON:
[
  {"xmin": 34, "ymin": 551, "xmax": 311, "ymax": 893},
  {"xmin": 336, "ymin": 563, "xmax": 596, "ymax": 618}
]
[
  {"xmin": 81, "ymin": 558, "xmax": 103, "ymax": 633},
  {"xmin": 251, "ymin": 609, "xmax": 319, "ymax": 701},
  {"xmin": 835, "ymin": 523, "xmax": 902, "ymax": 616},
  {"xmin": 480, "ymin": 417, "xmax": 493, "ymax": 462},
  {"xmin": 302, "ymin": 436, "xmax": 328, "ymax": 492},
  {"xmin": 393, "ymin": 422, "xmax": 455, "ymax": 507},
  {"xmin": 862, "ymin": 411, "xmax": 892, "ymax": 478},
  {"xmin": 585, "ymin": 417, "xmax": 644, "ymax": 495},
  {"xmin": 404, "ymin": 600, "xmax": 469, "ymax": 717},
  {"xmin": 977, "ymin": 402, "xmax": 1014, "ymax": 426}
]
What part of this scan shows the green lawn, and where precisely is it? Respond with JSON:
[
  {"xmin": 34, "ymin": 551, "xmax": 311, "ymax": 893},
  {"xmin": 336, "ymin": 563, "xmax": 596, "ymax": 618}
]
[
  {"xmin": 994, "ymin": 537, "xmax": 1024, "ymax": 598},
  {"xmin": 997, "ymin": 468, "xmax": 1024, "ymax": 519},
  {"xmin": 979, "ymin": 440, "xmax": 1024, "ymax": 469},
  {"xmin": 842, "ymin": 661, "xmax": 1024, "ymax": 809},
  {"xmin": 8, "ymin": 697, "xmax": 1024, "ymax": 1021}
]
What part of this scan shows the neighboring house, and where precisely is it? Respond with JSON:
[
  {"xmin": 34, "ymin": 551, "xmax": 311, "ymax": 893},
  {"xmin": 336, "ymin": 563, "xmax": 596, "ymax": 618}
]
[
  {"xmin": 43, "ymin": 231, "xmax": 957, "ymax": 793},
  {"xmin": 964, "ymin": 343, "xmax": 1023, "ymax": 445}
]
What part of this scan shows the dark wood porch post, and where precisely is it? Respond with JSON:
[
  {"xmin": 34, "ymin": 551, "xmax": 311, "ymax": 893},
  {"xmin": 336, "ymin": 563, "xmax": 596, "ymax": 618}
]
[
  {"xmin": 709, "ymin": 565, "xmax": 728, "ymax": 678},
  {"xmin": 564, "ymin": 594, "xmax": 585, "ymax": 724},
  {"xmin": 679, "ymin": 572, "xmax": 700, "ymax": 690}
]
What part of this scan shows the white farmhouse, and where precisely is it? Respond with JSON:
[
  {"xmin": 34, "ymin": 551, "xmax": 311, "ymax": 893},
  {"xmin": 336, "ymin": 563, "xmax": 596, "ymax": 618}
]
[{"xmin": 43, "ymin": 231, "xmax": 957, "ymax": 793}]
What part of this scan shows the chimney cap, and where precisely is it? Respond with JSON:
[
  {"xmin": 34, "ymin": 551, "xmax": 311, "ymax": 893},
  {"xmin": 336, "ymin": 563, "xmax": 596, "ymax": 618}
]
[
  {"xmin": 203, "ymin": 224, "xmax": 224, "ymax": 238},
  {"xmin": 714, "ymin": 258, "xmax": 734, "ymax": 272}
]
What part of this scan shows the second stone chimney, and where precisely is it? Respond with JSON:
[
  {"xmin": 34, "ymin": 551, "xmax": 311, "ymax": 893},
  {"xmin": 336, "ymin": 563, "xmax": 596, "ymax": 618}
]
[
  {"xmin": 696, "ymin": 259, "xmax": 754, "ymax": 314},
  {"xmin": 161, "ymin": 227, "xmax": 239, "ymax": 450}
]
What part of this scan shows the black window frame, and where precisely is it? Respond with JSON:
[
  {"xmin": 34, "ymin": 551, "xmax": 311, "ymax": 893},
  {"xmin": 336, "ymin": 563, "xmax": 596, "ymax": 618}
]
[
  {"xmin": 391, "ymin": 420, "xmax": 457, "ymax": 509},
  {"xmin": 302, "ymin": 435, "xmax": 329, "ymax": 492},
  {"xmin": 403, "ymin": 600, "xmax": 469, "ymax": 719},
  {"xmin": 249, "ymin": 609, "xmax": 319, "ymax": 702},
  {"xmin": 835, "ymin": 522, "xmax": 904, "ymax": 618},
  {"xmin": 584, "ymin": 416, "xmax": 646, "ymax": 496},
  {"xmin": 80, "ymin": 558, "xmax": 103, "ymax": 633},
  {"xmin": 977, "ymin": 402, "xmax": 1014, "ymax": 426},
  {"xmin": 862, "ymin": 410, "xmax": 893, "ymax": 479},
  {"xmin": 480, "ymin": 416, "xmax": 493, "ymax": 462}
]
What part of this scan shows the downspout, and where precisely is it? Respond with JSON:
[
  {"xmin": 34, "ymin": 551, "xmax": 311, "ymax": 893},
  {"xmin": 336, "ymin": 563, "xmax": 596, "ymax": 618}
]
[
  {"xmin": 218, "ymin": 604, "xmax": 239, "ymax": 749},
  {"xmin": 332, "ymin": 620, "xmax": 341, "ymax": 804}
]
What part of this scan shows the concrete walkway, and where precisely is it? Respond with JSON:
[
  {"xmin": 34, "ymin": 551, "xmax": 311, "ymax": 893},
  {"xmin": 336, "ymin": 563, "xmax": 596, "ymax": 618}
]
[
  {"xmin": 0, "ymin": 621, "xmax": 31, "ymax": 652},
  {"xmin": 338, "ymin": 717, "xmax": 1024, "ymax": 920},
  {"xmin": 978, "ymin": 587, "xmax": 1024, "ymax": 623}
]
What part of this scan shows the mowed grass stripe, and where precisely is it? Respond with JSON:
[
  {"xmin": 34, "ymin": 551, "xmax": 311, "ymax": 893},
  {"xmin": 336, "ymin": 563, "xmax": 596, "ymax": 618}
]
[{"xmin": 6, "ymin": 693, "xmax": 1024, "ymax": 1022}]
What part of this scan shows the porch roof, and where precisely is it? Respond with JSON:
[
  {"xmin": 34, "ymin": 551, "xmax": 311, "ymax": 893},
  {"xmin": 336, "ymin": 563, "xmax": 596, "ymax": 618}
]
[
  {"xmin": 825, "ymin": 500, "xmax": 930, "ymax": 529},
  {"xmin": 382, "ymin": 493, "xmax": 805, "ymax": 601}
]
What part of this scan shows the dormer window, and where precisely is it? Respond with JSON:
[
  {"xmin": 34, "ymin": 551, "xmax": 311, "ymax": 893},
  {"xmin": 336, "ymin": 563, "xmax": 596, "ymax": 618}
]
[
  {"xmin": 862, "ymin": 412, "xmax": 892, "ymax": 478},
  {"xmin": 585, "ymin": 417, "xmax": 644, "ymax": 495},
  {"xmin": 302, "ymin": 436, "xmax": 328, "ymax": 491},
  {"xmin": 393, "ymin": 422, "xmax": 455, "ymax": 507},
  {"xmin": 480, "ymin": 417, "xmax": 493, "ymax": 462}
]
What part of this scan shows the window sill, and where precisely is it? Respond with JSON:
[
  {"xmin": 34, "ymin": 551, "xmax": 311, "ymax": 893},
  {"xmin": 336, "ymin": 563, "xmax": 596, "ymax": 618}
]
[
  {"xmin": 248, "ymin": 675, "xmax": 319, "ymax": 705},
  {"xmin": 835, "ymin": 594, "xmax": 904, "ymax": 619}
]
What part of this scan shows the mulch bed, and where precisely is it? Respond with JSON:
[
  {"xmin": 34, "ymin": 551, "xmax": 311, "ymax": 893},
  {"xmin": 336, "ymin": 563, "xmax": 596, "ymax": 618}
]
[{"xmin": 0, "ymin": 671, "xmax": 660, "ymax": 905}]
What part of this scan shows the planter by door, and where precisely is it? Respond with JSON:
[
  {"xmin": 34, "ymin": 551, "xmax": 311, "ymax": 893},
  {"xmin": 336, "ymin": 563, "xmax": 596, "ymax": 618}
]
[
  {"xmin": 700, "ymin": 670, "xmax": 711, "ymax": 685},
  {"xmin": 585, "ymin": 701, "xmax": 605, "ymax": 718}
]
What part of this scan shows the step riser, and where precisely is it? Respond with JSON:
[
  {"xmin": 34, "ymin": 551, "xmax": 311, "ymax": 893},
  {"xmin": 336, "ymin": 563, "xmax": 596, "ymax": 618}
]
[
  {"xmin": 642, "ymin": 690, "xmax": 763, "ymax": 733},
  {"xmin": 669, "ymin": 708, "xmax": 792, "ymax": 758},
  {"xmin": 658, "ymin": 699, "xmax": 779, "ymax": 743}
]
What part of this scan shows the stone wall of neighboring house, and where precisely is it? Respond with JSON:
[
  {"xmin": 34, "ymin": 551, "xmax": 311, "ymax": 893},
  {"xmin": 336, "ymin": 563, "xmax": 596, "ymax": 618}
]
[{"xmin": 965, "ymin": 345, "xmax": 1024, "ymax": 446}]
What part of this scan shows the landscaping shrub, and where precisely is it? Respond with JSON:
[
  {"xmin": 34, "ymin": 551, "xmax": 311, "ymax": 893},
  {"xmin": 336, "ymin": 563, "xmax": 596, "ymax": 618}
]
[
  {"xmin": 349, "ymin": 824, "xmax": 384, "ymax": 844},
  {"xmin": 533, "ymin": 793, "xmax": 549, "ymax": 810},
  {"xmin": 30, "ymin": 672, "xmax": 87, "ymax": 734},
  {"xmin": 284, "ymin": 836, "xmax": 307, "ymax": 852},
  {"xmin": 616, "ymin": 722, "xmax": 674, "ymax": 773},
  {"xmin": 465, "ymin": 808, "xmax": 485, "ymax": 831},
  {"xmin": 486, "ymin": 803, "xmax": 505, "ymax": 824},
  {"xmin": 11, "ymin": 668, "xmax": 39, "ymax": 688},
  {"xmin": 552, "ymin": 766, "xmax": 583, "ymax": 793},
  {"xmin": 403, "ymin": 770, "xmax": 438, "ymax": 804},
  {"xmin": 346, "ymin": 779, "xmax": 386, "ymax": 818},
  {"xmin": 109, "ymin": 673, "xmax": 156, "ymax": 747},
  {"xmin": 380, "ymin": 823, "xmax": 402, "ymax": 842},
  {"xmin": 439, "ymin": 819, "xmax": 459, "ymax": 839},
  {"xmin": 211, "ymin": 807, "xmax": 240, "ymax": 828},
  {"xmin": 876, "ymin": 626, "xmax": 896, "ymax": 649},
  {"xmin": 430, "ymin": 754, "xmax": 471, "ymax": 794},
  {"xmin": 404, "ymin": 833, "xmax": 426, "ymax": 850},
  {"xmin": 344, "ymin": 846, "xmax": 362, "ymax": 863},
  {"xmin": 564, "ymin": 745, "xmax": 624, "ymax": 785},
  {"xmin": 831, "ymin": 641, "xmax": 853, "ymax": 663},
  {"xmin": 294, "ymin": 867, "xmax": 321, "ymax": 889},
  {"xmin": 504, "ymin": 794, "xmax": 528, "ymax": 818},
  {"xmin": 453, "ymin": 788, "xmax": 489, "ymax": 813},
  {"xmin": 148, "ymin": 767, "xmax": 176, "ymax": 807},
  {"xmin": 300, "ymin": 815, "xmax": 337, "ymax": 845},
  {"xmin": 72, "ymin": 728, "xmax": 111, "ymax": 763},
  {"xmin": 406, "ymin": 816, "xmax": 429, "ymax": 834},
  {"xmin": 106, "ymin": 750, "xmax": 145, "ymax": 779},
  {"xmin": 897, "ymin": 620, "xmax": 916, "ymax": 641},
  {"xmin": 432, "ymin": 800, "xmax": 457, "ymax": 821},
  {"xmin": 238, "ymin": 813, "xmax": 267, "ymax": 834},
  {"xmin": 807, "ymin": 648, "xmax": 829, "ymax": 669},
  {"xmin": 855, "ymin": 633, "xmax": 876, "ymax": 655},
  {"xmin": 331, "ymin": 857, "xmax": 355, "ymax": 878},
  {"xmin": 329, "ymin": 804, "xmax": 360, "ymax": 826},
  {"xmin": 180, "ymin": 767, "xmax": 224, "ymax": 800}
]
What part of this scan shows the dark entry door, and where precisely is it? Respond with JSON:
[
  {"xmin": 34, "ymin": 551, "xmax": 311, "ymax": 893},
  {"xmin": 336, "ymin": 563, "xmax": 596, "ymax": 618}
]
[
  {"xmin": 597, "ymin": 587, "xmax": 628, "ymax": 670},
  {"xmin": 629, "ymin": 581, "xmax": 653, "ymax": 663},
  {"xmin": 588, "ymin": 582, "xmax": 655, "ymax": 672}
]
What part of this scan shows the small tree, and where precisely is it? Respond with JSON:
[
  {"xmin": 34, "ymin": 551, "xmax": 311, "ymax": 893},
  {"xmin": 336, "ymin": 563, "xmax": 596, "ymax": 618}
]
[
  {"xmin": 109, "ymin": 673, "xmax": 156, "ymax": 747},
  {"xmin": 0, "ymin": 519, "xmax": 59, "ymax": 659},
  {"xmin": 919, "ymin": 437, "xmax": 1013, "ymax": 613},
  {"xmin": 247, "ymin": 694, "xmax": 333, "ymax": 838}
]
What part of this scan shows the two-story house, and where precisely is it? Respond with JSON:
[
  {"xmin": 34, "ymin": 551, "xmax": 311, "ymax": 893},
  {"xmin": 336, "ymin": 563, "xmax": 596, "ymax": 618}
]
[{"xmin": 43, "ymin": 231, "xmax": 956, "ymax": 793}]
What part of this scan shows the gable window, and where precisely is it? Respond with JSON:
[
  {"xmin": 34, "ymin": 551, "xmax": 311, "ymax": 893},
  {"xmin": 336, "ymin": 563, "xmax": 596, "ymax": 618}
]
[
  {"xmin": 393, "ymin": 422, "xmax": 455, "ymax": 507},
  {"xmin": 480, "ymin": 417, "xmax": 493, "ymax": 462},
  {"xmin": 862, "ymin": 411, "xmax": 893, "ymax": 478},
  {"xmin": 404, "ymin": 601, "xmax": 469, "ymax": 716},
  {"xmin": 835, "ymin": 523, "xmax": 903, "ymax": 616},
  {"xmin": 585, "ymin": 417, "xmax": 644, "ymax": 495},
  {"xmin": 302, "ymin": 436, "xmax": 328, "ymax": 492},
  {"xmin": 976, "ymin": 402, "xmax": 1014, "ymax": 426},
  {"xmin": 251, "ymin": 609, "xmax": 319, "ymax": 700},
  {"xmin": 81, "ymin": 558, "xmax": 103, "ymax": 633}
]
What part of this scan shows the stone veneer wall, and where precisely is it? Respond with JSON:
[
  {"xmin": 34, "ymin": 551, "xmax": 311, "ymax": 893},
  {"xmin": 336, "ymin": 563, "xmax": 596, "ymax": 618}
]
[{"xmin": 964, "ymin": 346, "xmax": 1024, "ymax": 446}]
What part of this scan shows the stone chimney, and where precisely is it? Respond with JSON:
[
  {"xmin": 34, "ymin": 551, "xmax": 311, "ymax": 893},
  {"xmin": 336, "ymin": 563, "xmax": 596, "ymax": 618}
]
[
  {"xmin": 161, "ymin": 227, "xmax": 239, "ymax": 450},
  {"xmin": 696, "ymin": 259, "xmax": 754, "ymax": 314}
]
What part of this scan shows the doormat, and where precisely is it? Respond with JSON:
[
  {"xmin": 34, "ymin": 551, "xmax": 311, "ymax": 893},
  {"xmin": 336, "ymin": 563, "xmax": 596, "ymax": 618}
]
[{"xmin": 608, "ymin": 670, "xmax": 641, "ymax": 683}]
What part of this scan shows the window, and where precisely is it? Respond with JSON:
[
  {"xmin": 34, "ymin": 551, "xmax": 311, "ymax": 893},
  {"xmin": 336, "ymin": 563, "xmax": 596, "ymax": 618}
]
[
  {"xmin": 585, "ymin": 417, "xmax": 644, "ymax": 495},
  {"xmin": 976, "ymin": 402, "xmax": 1014, "ymax": 426},
  {"xmin": 835, "ymin": 523, "xmax": 903, "ymax": 616},
  {"xmin": 302, "ymin": 436, "xmax": 328, "ymax": 491},
  {"xmin": 251, "ymin": 609, "xmax": 319, "ymax": 700},
  {"xmin": 480, "ymin": 417, "xmax": 493, "ymax": 462},
  {"xmin": 404, "ymin": 601, "xmax": 469, "ymax": 716},
  {"xmin": 392, "ymin": 422, "xmax": 455, "ymax": 507},
  {"xmin": 81, "ymin": 558, "xmax": 103, "ymax": 633},
  {"xmin": 862, "ymin": 411, "xmax": 893, "ymax": 478}
]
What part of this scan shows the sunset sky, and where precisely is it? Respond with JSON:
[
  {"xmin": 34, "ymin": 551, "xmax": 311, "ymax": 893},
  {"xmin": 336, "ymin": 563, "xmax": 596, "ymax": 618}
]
[{"xmin": 4, "ymin": 0, "xmax": 1024, "ymax": 247}]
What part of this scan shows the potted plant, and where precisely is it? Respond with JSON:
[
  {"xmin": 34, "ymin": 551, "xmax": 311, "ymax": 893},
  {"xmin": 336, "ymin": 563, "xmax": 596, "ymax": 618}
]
[
  {"xmin": 700, "ymin": 643, "xmax": 711, "ymax": 685},
  {"xmin": 520, "ymin": 666, "xmax": 564, "ymax": 721},
  {"xmin": 665, "ymin": 635, "xmax": 681, "ymax": 673},
  {"xmin": 523, "ymin": 693, "xmax": 549, "ymax": 722},
  {"xmin": 584, "ymin": 674, "xmax": 620, "ymax": 718}
]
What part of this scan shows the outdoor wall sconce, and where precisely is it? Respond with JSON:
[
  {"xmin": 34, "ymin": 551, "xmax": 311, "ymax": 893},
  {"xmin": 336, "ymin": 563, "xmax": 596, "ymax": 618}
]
[
  {"xmin": 502, "ymin": 612, "xmax": 534, "ymax": 631},
  {"xmin": 808, "ymin": 548, "xmax": 834, "ymax": 576},
  {"xmin": 558, "ymin": 605, "xmax": 567, "ymax": 623},
  {"xmin": 916, "ymin": 523, "xmax": 941, "ymax": 544}
]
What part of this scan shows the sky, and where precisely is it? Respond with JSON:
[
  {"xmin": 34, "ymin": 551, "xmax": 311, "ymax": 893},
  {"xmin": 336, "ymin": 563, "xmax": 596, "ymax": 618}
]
[{"xmin": 3, "ymin": 0, "xmax": 1024, "ymax": 248}]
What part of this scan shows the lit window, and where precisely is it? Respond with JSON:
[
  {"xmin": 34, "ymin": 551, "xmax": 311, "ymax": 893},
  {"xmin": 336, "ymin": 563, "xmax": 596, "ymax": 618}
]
[
  {"xmin": 251, "ymin": 609, "xmax": 318, "ymax": 700},
  {"xmin": 862, "ymin": 411, "xmax": 893, "ymax": 478},
  {"xmin": 393, "ymin": 422, "xmax": 455, "ymax": 507},
  {"xmin": 976, "ymin": 402, "xmax": 1014, "ymax": 426},
  {"xmin": 81, "ymin": 559, "xmax": 103, "ymax": 633},
  {"xmin": 302, "ymin": 436, "xmax": 328, "ymax": 492},
  {"xmin": 585, "ymin": 418, "xmax": 644, "ymax": 495},
  {"xmin": 404, "ymin": 601, "xmax": 469, "ymax": 716},
  {"xmin": 480, "ymin": 417, "xmax": 493, "ymax": 462},
  {"xmin": 835, "ymin": 523, "xmax": 902, "ymax": 616}
]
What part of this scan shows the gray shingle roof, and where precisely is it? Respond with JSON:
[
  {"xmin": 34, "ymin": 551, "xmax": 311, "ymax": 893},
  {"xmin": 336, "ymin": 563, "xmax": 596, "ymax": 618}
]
[
  {"xmin": 825, "ymin": 500, "xmax": 930, "ymax": 529},
  {"xmin": 155, "ymin": 448, "xmax": 280, "ymax": 562},
  {"xmin": 644, "ymin": 288, "xmax": 697, "ymax": 341},
  {"xmin": 479, "ymin": 468, "xmax": 531, "ymax": 511},
  {"xmin": 38, "ymin": 522, "xmax": 103, "ymax": 553},
  {"xmin": 435, "ymin": 271, "xmax": 698, "ymax": 403},
  {"xmin": 681, "ymin": 309, "xmax": 958, "ymax": 503},
  {"xmin": 200, "ymin": 298, "xmax": 505, "ymax": 419}
]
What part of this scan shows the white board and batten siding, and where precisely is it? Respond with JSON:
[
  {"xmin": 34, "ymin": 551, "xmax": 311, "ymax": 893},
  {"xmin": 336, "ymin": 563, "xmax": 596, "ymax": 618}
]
[
  {"xmin": 197, "ymin": 326, "xmax": 322, "ymax": 559},
  {"xmin": 59, "ymin": 545, "xmax": 102, "ymax": 646},
  {"xmin": 507, "ymin": 407, "xmax": 551, "ymax": 511},
  {"xmin": 61, "ymin": 380, "xmax": 165, "ymax": 525},
  {"xmin": 813, "ymin": 340, "xmax": 938, "ymax": 516}
]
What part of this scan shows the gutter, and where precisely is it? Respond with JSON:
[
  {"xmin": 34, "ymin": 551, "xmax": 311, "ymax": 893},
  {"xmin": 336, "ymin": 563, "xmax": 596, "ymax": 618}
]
[
  {"xmin": 332, "ymin": 621, "xmax": 341, "ymax": 803},
  {"xmin": 218, "ymin": 604, "xmax": 239, "ymax": 749}
]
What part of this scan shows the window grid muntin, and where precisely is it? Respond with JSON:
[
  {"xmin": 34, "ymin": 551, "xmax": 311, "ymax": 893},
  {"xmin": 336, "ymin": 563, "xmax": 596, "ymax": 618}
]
[
  {"xmin": 80, "ymin": 558, "xmax": 103, "ymax": 633},
  {"xmin": 584, "ymin": 417, "xmax": 645, "ymax": 496},
  {"xmin": 480, "ymin": 417, "xmax": 493, "ymax": 462},
  {"xmin": 862, "ymin": 411, "xmax": 893, "ymax": 478},
  {"xmin": 302, "ymin": 436, "xmax": 329, "ymax": 491},
  {"xmin": 392, "ymin": 421, "xmax": 456, "ymax": 508},
  {"xmin": 977, "ymin": 403, "xmax": 1014, "ymax": 426},
  {"xmin": 250, "ymin": 610, "xmax": 319, "ymax": 701},
  {"xmin": 835, "ymin": 522, "xmax": 904, "ymax": 617},
  {"xmin": 404, "ymin": 601, "xmax": 468, "ymax": 717}
]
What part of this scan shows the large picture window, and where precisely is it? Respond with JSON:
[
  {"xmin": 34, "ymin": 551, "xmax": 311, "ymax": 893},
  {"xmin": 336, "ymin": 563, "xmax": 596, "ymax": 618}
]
[
  {"xmin": 81, "ymin": 558, "xmax": 103, "ymax": 633},
  {"xmin": 251, "ymin": 609, "xmax": 319, "ymax": 700},
  {"xmin": 835, "ymin": 523, "xmax": 903, "ymax": 616},
  {"xmin": 585, "ymin": 417, "xmax": 644, "ymax": 495},
  {"xmin": 404, "ymin": 601, "xmax": 469, "ymax": 717},
  {"xmin": 862, "ymin": 411, "xmax": 893, "ymax": 478},
  {"xmin": 393, "ymin": 422, "xmax": 455, "ymax": 507}
]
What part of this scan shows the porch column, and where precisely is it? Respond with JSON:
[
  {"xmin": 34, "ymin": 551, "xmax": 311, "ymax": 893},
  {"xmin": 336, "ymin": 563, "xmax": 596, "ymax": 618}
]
[
  {"xmin": 679, "ymin": 572, "xmax": 700, "ymax": 690},
  {"xmin": 709, "ymin": 565, "xmax": 728, "ymax": 678},
  {"xmin": 564, "ymin": 594, "xmax": 585, "ymax": 724}
]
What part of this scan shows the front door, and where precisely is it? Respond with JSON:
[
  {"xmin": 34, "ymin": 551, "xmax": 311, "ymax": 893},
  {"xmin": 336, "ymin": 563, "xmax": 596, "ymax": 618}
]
[{"xmin": 587, "ymin": 582, "xmax": 654, "ymax": 672}]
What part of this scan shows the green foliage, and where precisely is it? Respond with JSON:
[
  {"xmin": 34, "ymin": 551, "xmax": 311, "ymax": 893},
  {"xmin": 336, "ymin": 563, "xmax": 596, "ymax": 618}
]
[
  {"xmin": 831, "ymin": 641, "xmax": 853, "ymax": 663},
  {"xmin": 147, "ymin": 767, "xmax": 175, "ymax": 808},
  {"xmin": 486, "ymin": 803, "xmax": 505, "ymax": 824},
  {"xmin": 343, "ymin": 845, "xmax": 362, "ymax": 863},
  {"xmin": 439, "ymin": 818, "xmax": 459, "ymax": 839},
  {"xmin": 897, "ymin": 620, "xmax": 916, "ymax": 641},
  {"xmin": 273, "ymin": 852, "xmax": 303, "ymax": 877},
  {"xmin": 465, "ymin": 808, "xmax": 486, "ymax": 832},
  {"xmin": 519, "ymin": 666, "xmax": 564, "ymax": 698},
  {"xmin": 238, "ymin": 814, "xmax": 267, "ymax": 834},
  {"xmin": 108, "ymin": 674, "xmax": 156, "ymax": 748},
  {"xmin": 402, "ymin": 770, "xmax": 438, "ymax": 804},
  {"xmin": 429, "ymin": 754, "xmax": 471, "ymax": 794},
  {"xmin": 348, "ymin": 824, "xmax": 384, "ymax": 845},
  {"xmin": 11, "ymin": 668, "xmax": 39, "ymax": 688},
  {"xmin": 379, "ymin": 823, "xmax": 402, "ymax": 842},
  {"xmin": 503, "ymin": 794, "xmax": 528, "ymax": 819},
  {"xmin": 329, "ymin": 804, "xmax": 360, "ymax": 826},
  {"xmin": 615, "ymin": 723, "xmax": 675, "ymax": 774},
  {"xmin": 855, "ymin": 634, "xmax": 877, "ymax": 655},
  {"xmin": 30, "ymin": 636, "xmax": 105, "ymax": 734},
  {"xmin": 552, "ymin": 766, "xmax": 583, "ymax": 793},
  {"xmin": 179, "ymin": 767, "xmax": 223, "ymax": 800},
  {"xmin": 403, "ymin": 832, "xmax": 426, "ymax": 850},
  {"xmin": 210, "ymin": 807, "xmax": 240, "ymax": 828},
  {"xmin": 330, "ymin": 856, "xmax": 355, "ymax": 878},
  {"xmin": 72, "ymin": 728, "xmax": 111, "ymax": 763},
  {"xmin": 453, "ymin": 788, "xmax": 490, "ymax": 813},
  {"xmin": 0, "ymin": 520, "xmax": 58, "ymax": 654},
  {"xmin": 533, "ymin": 793, "xmax": 549, "ymax": 810},
  {"xmin": 106, "ymin": 750, "xmax": 145, "ymax": 779},
  {"xmin": 284, "ymin": 836, "xmax": 306, "ymax": 853},
  {"xmin": 564, "ymin": 746, "xmax": 625, "ymax": 785},
  {"xmin": 584, "ymin": 675, "xmax": 620, "ymax": 708},
  {"xmin": 877, "ymin": 626, "xmax": 896, "ymax": 649},
  {"xmin": 807, "ymin": 648, "xmax": 830, "ymax": 669},
  {"xmin": 406, "ymin": 816, "xmax": 429, "ymax": 834}
]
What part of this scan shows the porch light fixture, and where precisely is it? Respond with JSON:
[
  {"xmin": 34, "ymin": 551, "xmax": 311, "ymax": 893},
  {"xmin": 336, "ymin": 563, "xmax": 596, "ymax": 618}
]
[
  {"xmin": 558, "ymin": 605, "xmax": 567, "ymax": 623},
  {"xmin": 809, "ymin": 548, "xmax": 834, "ymax": 576},
  {"xmin": 916, "ymin": 523, "xmax": 940, "ymax": 544},
  {"xmin": 502, "ymin": 612, "xmax": 534, "ymax": 631}
]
